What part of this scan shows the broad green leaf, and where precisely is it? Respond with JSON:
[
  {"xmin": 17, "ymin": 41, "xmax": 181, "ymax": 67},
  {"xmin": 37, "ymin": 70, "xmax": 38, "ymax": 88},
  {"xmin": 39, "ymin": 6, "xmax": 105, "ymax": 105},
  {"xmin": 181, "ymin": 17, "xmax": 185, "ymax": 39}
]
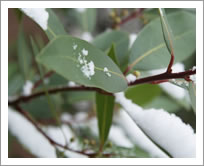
[
  {"xmin": 36, "ymin": 36, "xmax": 127, "ymax": 93},
  {"xmin": 67, "ymin": 91, "xmax": 95, "ymax": 103},
  {"xmin": 8, "ymin": 74, "xmax": 24, "ymax": 96},
  {"xmin": 20, "ymin": 8, "xmax": 67, "ymax": 40},
  {"xmin": 21, "ymin": 96, "xmax": 54, "ymax": 120},
  {"xmin": 145, "ymin": 95, "xmax": 181, "ymax": 113},
  {"xmin": 158, "ymin": 8, "xmax": 174, "ymax": 55},
  {"xmin": 104, "ymin": 145, "xmax": 151, "ymax": 158},
  {"xmin": 107, "ymin": 44, "xmax": 119, "ymax": 66},
  {"xmin": 96, "ymin": 93, "xmax": 115, "ymax": 148},
  {"xmin": 93, "ymin": 30, "xmax": 129, "ymax": 70},
  {"xmin": 189, "ymin": 82, "xmax": 196, "ymax": 113},
  {"xmin": 17, "ymin": 25, "xmax": 32, "ymax": 80},
  {"xmin": 125, "ymin": 84, "xmax": 161, "ymax": 106},
  {"xmin": 129, "ymin": 11, "xmax": 196, "ymax": 70},
  {"xmin": 74, "ymin": 8, "xmax": 97, "ymax": 32}
]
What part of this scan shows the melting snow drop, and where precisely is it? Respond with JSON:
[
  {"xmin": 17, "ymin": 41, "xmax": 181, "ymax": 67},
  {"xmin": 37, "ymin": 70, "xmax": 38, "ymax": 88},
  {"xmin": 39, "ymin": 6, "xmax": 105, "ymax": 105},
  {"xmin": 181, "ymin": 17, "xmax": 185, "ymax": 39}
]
[
  {"xmin": 104, "ymin": 67, "xmax": 111, "ymax": 77},
  {"xmin": 20, "ymin": 8, "xmax": 49, "ymax": 30},
  {"xmin": 82, "ymin": 48, "xmax": 88, "ymax": 56}
]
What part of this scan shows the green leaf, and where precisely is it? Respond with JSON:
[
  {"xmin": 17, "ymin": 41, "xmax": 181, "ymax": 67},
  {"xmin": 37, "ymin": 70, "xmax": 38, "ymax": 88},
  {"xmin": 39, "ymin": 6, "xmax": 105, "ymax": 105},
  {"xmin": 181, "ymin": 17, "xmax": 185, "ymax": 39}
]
[
  {"xmin": 105, "ymin": 145, "xmax": 151, "ymax": 158},
  {"xmin": 145, "ymin": 95, "xmax": 181, "ymax": 113},
  {"xmin": 30, "ymin": 36, "xmax": 40, "ymax": 56},
  {"xmin": 46, "ymin": 9, "xmax": 67, "ymax": 39},
  {"xmin": 20, "ymin": 8, "xmax": 67, "ymax": 40},
  {"xmin": 75, "ymin": 8, "xmax": 97, "ymax": 32},
  {"xmin": 93, "ymin": 30, "xmax": 129, "ymax": 70},
  {"xmin": 96, "ymin": 93, "xmax": 115, "ymax": 148},
  {"xmin": 158, "ymin": 8, "xmax": 174, "ymax": 55},
  {"xmin": 107, "ymin": 44, "xmax": 119, "ymax": 66},
  {"xmin": 189, "ymin": 81, "xmax": 196, "ymax": 113},
  {"xmin": 8, "ymin": 74, "xmax": 24, "ymax": 96},
  {"xmin": 67, "ymin": 91, "xmax": 95, "ymax": 103},
  {"xmin": 125, "ymin": 84, "xmax": 162, "ymax": 106},
  {"xmin": 36, "ymin": 36, "xmax": 127, "ymax": 93},
  {"xmin": 129, "ymin": 11, "xmax": 196, "ymax": 70},
  {"xmin": 17, "ymin": 25, "xmax": 32, "ymax": 80}
]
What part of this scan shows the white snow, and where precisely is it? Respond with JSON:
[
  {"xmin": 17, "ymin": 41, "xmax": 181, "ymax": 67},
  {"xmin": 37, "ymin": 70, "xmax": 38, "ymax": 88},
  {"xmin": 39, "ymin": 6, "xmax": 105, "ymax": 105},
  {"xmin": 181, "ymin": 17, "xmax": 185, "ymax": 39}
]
[
  {"xmin": 8, "ymin": 108, "xmax": 87, "ymax": 158},
  {"xmin": 22, "ymin": 80, "xmax": 33, "ymax": 96},
  {"xmin": 8, "ymin": 107, "xmax": 56, "ymax": 157},
  {"xmin": 126, "ymin": 74, "xmax": 137, "ymax": 83},
  {"xmin": 190, "ymin": 75, "xmax": 196, "ymax": 84},
  {"xmin": 73, "ymin": 44, "xmax": 78, "ymax": 50},
  {"xmin": 76, "ymin": 48, "xmax": 95, "ymax": 80},
  {"xmin": 21, "ymin": 8, "xmax": 49, "ymax": 30},
  {"xmin": 82, "ymin": 48, "xmax": 88, "ymax": 56},
  {"xmin": 114, "ymin": 92, "xmax": 196, "ymax": 158},
  {"xmin": 81, "ymin": 32, "xmax": 93, "ymax": 42},
  {"xmin": 116, "ymin": 109, "xmax": 169, "ymax": 157},
  {"xmin": 68, "ymin": 81, "xmax": 77, "ymax": 87},
  {"xmin": 103, "ymin": 67, "xmax": 111, "ymax": 77},
  {"xmin": 129, "ymin": 33, "xmax": 137, "ymax": 48},
  {"xmin": 109, "ymin": 125, "xmax": 134, "ymax": 148},
  {"xmin": 150, "ymin": 63, "xmax": 186, "ymax": 100},
  {"xmin": 81, "ymin": 61, "xmax": 95, "ymax": 80},
  {"xmin": 75, "ymin": 8, "xmax": 86, "ymax": 13}
]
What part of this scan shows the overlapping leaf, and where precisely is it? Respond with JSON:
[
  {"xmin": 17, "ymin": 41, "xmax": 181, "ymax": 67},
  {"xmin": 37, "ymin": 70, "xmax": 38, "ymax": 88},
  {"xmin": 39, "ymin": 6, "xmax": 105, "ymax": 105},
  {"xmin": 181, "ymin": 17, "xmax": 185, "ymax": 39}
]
[
  {"xmin": 129, "ymin": 11, "xmax": 196, "ymax": 70},
  {"xmin": 36, "ymin": 36, "xmax": 127, "ymax": 93},
  {"xmin": 189, "ymin": 82, "xmax": 196, "ymax": 113}
]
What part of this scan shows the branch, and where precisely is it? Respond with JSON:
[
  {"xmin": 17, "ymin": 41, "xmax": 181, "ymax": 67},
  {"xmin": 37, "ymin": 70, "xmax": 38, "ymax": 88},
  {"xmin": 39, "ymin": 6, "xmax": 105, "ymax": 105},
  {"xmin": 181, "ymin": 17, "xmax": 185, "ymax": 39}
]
[
  {"xmin": 32, "ymin": 71, "xmax": 54, "ymax": 90},
  {"xmin": 112, "ymin": 8, "xmax": 144, "ymax": 28},
  {"xmin": 8, "ymin": 86, "xmax": 112, "ymax": 106},
  {"xmin": 128, "ymin": 69, "xmax": 196, "ymax": 86},
  {"xmin": 12, "ymin": 104, "xmax": 113, "ymax": 158}
]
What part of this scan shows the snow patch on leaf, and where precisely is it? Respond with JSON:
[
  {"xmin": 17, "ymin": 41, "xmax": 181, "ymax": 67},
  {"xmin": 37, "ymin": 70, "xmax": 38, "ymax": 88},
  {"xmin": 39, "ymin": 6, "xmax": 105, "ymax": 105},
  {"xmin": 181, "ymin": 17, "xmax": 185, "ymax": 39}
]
[
  {"xmin": 22, "ymin": 80, "xmax": 33, "ymax": 96},
  {"xmin": 104, "ymin": 67, "xmax": 111, "ymax": 77},
  {"xmin": 126, "ymin": 74, "xmax": 137, "ymax": 83}
]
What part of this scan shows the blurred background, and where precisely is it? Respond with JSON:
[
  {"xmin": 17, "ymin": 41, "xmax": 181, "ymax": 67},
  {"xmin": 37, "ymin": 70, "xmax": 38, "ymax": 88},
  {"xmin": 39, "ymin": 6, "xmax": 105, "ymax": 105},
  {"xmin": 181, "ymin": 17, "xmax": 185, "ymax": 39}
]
[{"xmin": 8, "ymin": 8, "xmax": 196, "ymax": 158}]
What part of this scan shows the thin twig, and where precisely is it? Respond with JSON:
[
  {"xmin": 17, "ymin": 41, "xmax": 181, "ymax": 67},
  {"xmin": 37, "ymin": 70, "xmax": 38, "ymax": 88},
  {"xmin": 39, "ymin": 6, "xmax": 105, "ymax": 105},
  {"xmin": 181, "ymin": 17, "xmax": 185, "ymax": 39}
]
[
  {"xmin": 12, "ymin": 104, "xmax": 112, "ymax": 158},
  {"xmin": 32, "ymin": 71, "xmax": 54, "ymax": 90},
  {"xmin": 128, "ymin": 69, "xmax": 196, "ymax": 86},
  {"xmin": 8, "ymin": 86, "xmax": 112, "ymax": 106},
  {"xmin": 112, "ymin": 8, "xmax": 144, "ymax": 28}
]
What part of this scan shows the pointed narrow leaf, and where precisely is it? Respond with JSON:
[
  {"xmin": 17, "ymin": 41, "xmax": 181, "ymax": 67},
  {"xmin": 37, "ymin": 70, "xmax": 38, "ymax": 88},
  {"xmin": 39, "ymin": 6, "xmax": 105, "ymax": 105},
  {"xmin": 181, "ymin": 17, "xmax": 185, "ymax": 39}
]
[
  {"xmin": 107, "ymin": 44, "xmax": 119, "ymax": 66},
  {"xmin": 129, "ymin": 11, "xmax": 196, "ymax": 70},
  {"xmin": 36, "ymin": 36, "xmax": 127, "ymax": 93},
  {"xmin": 96, "ymin": 93, "xmax": 115, "ymax": 147},
  {"xmin": 158, "ymin": 8, "xmax": 174, "ymax": 55},
  {"xmin": 93, "ymin": 30, "xmax": 129, "ymax": 69},
  {"xmin": 189, "ymin": 82, "xmax": 196, "ymax": 113},
  {"xmin": 20, "ymin": 8, "xmax": 67, "ymax": 40},
  {"xmin": 30, "ymin": 36, "xmax": 40, "ymax": 56},
  {"xmin": 17, "ymin": 25, "xmax": 32, "ymax": 80}
]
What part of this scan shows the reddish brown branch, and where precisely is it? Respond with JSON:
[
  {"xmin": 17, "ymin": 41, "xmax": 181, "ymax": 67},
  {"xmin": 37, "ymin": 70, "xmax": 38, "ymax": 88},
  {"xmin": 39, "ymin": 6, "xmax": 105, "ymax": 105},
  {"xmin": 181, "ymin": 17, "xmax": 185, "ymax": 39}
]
[
  {"xmin": 9, "ymin": 86, "xmax": 112, "ymax": 106},
  {"xmin": 32, "ymin": 71, "xmax": 54, "ymax": 90},
  {"xmin": 128, "ymin": 69, "xmax": 196, "ymax": 86},
  {"xmin": 12, "ymin": 104, "xmax": 113, "ymax": 158},
  {"xmin": 166, "ymin": 53, "xmax": 175, "ymax": 73},
  {"xmin": 112, "ymin": 8, "xmax": 144, "ymax": 28}
]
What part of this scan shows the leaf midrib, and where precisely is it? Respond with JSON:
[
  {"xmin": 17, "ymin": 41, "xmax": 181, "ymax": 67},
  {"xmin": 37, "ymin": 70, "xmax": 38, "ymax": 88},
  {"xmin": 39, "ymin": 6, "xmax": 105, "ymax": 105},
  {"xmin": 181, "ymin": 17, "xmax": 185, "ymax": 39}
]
[{"xmin": 129, "ymin": 29, "xmax": 194, "ymax": 70}]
